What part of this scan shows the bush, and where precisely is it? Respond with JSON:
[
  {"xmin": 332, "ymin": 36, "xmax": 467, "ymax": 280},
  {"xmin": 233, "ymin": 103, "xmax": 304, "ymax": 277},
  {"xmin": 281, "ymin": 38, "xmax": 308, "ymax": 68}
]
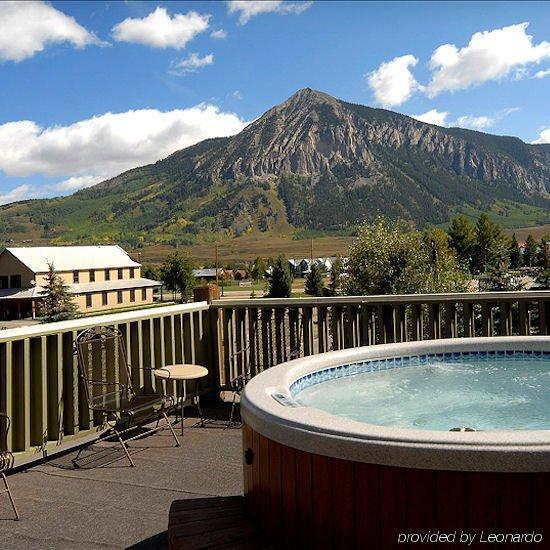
[{"xmin": 268, "ymin": 255, "xmax": 292, "ymax": 298}]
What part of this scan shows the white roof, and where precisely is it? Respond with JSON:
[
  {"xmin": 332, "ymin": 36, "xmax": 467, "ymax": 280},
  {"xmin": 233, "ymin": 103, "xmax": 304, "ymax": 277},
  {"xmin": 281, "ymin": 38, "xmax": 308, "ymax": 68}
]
[{"xmin": 5, "ymin": 245, "xmax": 140, "ymax": 273}]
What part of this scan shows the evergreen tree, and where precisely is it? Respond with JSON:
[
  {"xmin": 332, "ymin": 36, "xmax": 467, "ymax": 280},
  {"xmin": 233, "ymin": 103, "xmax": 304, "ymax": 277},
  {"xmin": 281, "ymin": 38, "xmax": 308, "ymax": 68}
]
[
  {"xmin": 41, "ymin": 262, "xmax": 77, "ymax": 323},
  {"xmin": 268, "ymin": 255, "xmax": 292, "ymax": 298},
  {"xmin": 327, "ymin": 256, "xmax": 343, "ymax": 296},
  {"xmin": 472, "ymin": 214, "xmax": 508, "ymax": 274},
  {"xmin": 305, "ymin": 263, "xmax": 325, "ymax": 296},
  {"xmin": 508, "ymin": 233, "xmax": 522, "ymax": 269},
  {"xmin": 161, "ymin": 252, "xmax": 196, "ymax": 302},
  {"xmin": 537, "ymin": 235, "xmax": 550, "ymax": 269},
  {"xmin": 250, "ymin": 257, "xmax": 266, "ymax": 282},
  {"xmin": 523, "ymin": 234, "xmax": 538, "ymax": 267},
  {"xmin": 448, "ymin": 215, "xmax": 476, "ymax": 270}
]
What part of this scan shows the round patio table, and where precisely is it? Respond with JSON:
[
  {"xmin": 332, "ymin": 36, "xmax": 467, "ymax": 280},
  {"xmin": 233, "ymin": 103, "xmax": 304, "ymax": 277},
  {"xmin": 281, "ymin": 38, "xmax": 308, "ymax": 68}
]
[{"xmin": 154, "ymin": 364, "xmax": 208, "ymax": 434}]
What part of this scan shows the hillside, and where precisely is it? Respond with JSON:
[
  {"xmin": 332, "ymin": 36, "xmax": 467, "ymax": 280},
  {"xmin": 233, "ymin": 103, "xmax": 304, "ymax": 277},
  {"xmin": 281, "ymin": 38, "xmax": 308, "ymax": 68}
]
[{"xmin": 1, "ymin": 88, "xmax": 549, "ymax": 248}]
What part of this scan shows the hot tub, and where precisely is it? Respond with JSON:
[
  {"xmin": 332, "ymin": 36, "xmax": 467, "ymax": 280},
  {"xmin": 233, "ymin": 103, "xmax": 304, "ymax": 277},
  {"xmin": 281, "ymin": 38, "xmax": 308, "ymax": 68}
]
[{"xmin": 241, "ymin": 337, "xmax": 550, "ymax": 548}]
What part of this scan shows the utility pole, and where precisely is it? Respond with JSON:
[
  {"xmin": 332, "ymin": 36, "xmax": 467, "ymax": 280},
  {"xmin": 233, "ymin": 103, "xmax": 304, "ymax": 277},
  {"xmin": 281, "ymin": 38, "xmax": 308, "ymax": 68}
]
[
  {"xmin": 310, "ymin": 238, "xmax": 313, "ymax": 263},
  {"xmin": 215, "ymin": 245, "xmax": 219, "ymax": 287}
]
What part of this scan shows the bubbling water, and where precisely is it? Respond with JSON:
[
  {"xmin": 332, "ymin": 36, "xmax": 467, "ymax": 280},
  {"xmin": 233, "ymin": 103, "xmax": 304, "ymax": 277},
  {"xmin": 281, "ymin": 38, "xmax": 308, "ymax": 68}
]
[{"xmin": 294, "ymin": 357, "xmax": 550, "ymax": 431}]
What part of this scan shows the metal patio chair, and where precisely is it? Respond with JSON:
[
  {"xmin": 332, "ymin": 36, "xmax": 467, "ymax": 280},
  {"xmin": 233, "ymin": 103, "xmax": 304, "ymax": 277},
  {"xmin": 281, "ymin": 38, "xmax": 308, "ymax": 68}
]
[
  {"xmin": 0, "ymin": 413, "xmax": 20, "ymax": 520},
  {"xmin": 74, "ymin": 326, "xmax": 179, "ymax": 467}
]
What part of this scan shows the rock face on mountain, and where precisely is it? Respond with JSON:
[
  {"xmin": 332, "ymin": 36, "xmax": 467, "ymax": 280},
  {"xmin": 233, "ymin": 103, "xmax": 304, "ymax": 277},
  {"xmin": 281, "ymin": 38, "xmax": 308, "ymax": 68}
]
[{"xmin": 1, "ymin": 88, "xmax": 549, "ymax": 243}]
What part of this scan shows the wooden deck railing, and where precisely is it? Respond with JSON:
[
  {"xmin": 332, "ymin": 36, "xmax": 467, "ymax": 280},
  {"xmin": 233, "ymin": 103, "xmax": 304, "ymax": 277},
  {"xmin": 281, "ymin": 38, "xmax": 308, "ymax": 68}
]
[
  {"xmin": 0, "ymin": 302, "xmax": 211, "ymax": 461},
  {"xmin": 211, "ymin": 291, "xmax": 550, "ymax": 388},
  {"xmin": 2, "ymin": 291, "xmax": 550, "ymax": 460}
]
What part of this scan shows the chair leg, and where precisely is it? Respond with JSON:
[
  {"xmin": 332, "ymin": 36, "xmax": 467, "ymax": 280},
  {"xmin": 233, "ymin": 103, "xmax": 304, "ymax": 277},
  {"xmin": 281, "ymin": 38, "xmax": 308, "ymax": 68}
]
[
  {"xmin": 2, "ymin": 472, "xmax": 20, "ymax": 520},
  {"xmin": 114, "ymin": 429, "xmax": 135, "ymax": 467},
  {"xmin": 227, "ymin": 393, "xmax": 237, "ymax": 429},
  {"xmin": 162, "ymin": 411, "xmax": 180, "ymax": 447},
  {"xmin": 194, "ymin": 394, "xmax": 205, "ymax": 427}
]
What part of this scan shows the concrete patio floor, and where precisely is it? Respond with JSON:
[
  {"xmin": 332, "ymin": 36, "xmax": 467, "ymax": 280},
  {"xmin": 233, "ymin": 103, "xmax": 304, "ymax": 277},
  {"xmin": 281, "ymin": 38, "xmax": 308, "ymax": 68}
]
[{"xmin": 1, "ymin": 410, "xmax": 243, "ymax": 549}]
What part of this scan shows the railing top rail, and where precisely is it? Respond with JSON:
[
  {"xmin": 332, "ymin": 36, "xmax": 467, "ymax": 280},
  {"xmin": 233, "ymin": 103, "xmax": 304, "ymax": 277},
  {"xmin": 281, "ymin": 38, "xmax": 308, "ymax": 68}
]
[
  {"xmin": 0, "ymin": 301, "xmax": 208, "ymax": 343},
  {"xmin": 211, "ymin": 291, "xmax": 550, "ymax": 308}
]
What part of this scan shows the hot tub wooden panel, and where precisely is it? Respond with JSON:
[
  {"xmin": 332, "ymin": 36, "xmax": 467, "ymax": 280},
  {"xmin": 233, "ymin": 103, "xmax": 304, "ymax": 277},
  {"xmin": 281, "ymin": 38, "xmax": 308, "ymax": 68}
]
[{"xmin": 243, "ymin": 424, "xmax": 550, "ymax": 549}]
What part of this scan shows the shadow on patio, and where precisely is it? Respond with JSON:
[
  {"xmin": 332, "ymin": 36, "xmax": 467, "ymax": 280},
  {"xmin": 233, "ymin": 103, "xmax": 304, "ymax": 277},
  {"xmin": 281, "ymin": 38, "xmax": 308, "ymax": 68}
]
[{"xmin": 1, "ymin": 404, "xmax": 244, "ymax": 550}]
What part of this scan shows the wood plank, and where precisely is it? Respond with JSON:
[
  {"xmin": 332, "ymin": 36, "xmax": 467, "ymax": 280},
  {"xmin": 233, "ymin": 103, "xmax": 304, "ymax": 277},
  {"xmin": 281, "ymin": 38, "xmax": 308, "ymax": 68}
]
[
  {"xmin": 280, "ymin": 445, "xmax": 297, "ymax": 547},
  {"xmin": 267, "ymin": 439, "xmax": 282, "ymax": 541},
  {"xmin": 466, "ymin": 472, "xmax": 499, "ymax": 529},
  {"xmin": 354, "ymin": 462, "xmax": 380, "ymax": 548},
  {"xmin": 295, "ymin": 449, "xmax": 313, "ymax": 549},
  {"xmin": 258, "ymin": 433, "xmax": 270, "ymax": 535},
  {"xmin": 311, "ymin": 454, "xmax": 333, "ymax": 549},
  {"xmin": 331, "ymin": 457, "xmax": 355, "ymax": 548},
  {"xmin": 498, "ymin": 473, "xmax": 532, "ymax": 529},
  {"xmin": 379, "ymin": 464, "xmax": 407, "ymax": 548}
]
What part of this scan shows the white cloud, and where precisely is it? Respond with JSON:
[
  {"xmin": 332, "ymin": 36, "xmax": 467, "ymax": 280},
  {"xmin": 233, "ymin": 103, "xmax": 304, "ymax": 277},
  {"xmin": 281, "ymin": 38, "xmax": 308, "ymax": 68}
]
[
  {"xmin": 533, "ymin": 68, "xmax": 550, "ymax": 79},
  {"xmin": 112, "ymin": 7, "xmax": 210, "ymax": 49},
  {"xmin": 367, "ymin": 54, "xmax": 421, "ymax": 107},
  {"xmin": 427, "ymin": 23, "xmax": 550, "ymax": 96},
  {"xmin": 411, "ymin": 109, "xmax": 449, "ymax": 126},
  {"xmin": 0, "ymin": 106, "xmax": 248, "ymax": 204},
  {"xmin": 210, "ymin": 29, "xmax": 227, "ymax": 39},
  {"xmin": 232, "ymin": 90, "xmax": 243, "ymax": 100},
  {"xmin": 227, "ymin": 1, "xmax": 312, "ymax": 25},
  {"xmin": 455, "ymin": 115, "xmax": 494, "ymax": 130},
  {"xmin": 0, "ymin": 1, "xmax": 105, "ymax": 62},
  {"xmin": 0, "ymin": 184, "xmax": 37, "ymax": 205},
  {"xmin": 169, "ymin": 52, "xmax": 214, "ymax": 76},
  {"xmin": 533, "ymin": 129, "xmax": 550, "ymax": 144},
  {"xmin": 0, "ymin": 176, "xmax": 104, "ymax": 205}
]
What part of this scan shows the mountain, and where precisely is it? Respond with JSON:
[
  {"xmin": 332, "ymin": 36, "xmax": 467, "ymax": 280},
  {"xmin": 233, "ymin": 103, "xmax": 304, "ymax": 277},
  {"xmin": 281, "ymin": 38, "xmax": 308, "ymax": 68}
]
[{"xmin": 1, "ymin": 88, "xmax": 549, "ymax": 246}]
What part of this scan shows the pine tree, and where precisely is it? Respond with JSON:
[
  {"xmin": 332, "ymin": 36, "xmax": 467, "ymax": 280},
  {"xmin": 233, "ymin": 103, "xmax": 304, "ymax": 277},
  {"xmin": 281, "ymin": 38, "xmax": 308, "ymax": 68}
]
[
  {"xmin": 305, "ymin": 263, "xmax": 325, "ymax": 296},
  {"xmin": 448, "ymin": 215, "xmax": 476, "ymax": 269},
  {"xmin": 508, "ymin": 233, "xmax": 522, "ymax": 269},
  {"xmin": 537, "ymin": 235, "xmax": 550, "ymax": 269},
  {"xmin": 250, "ymin": 257, "xmax": 266, "ymax": 282},
  {"xmin": 472, "ymin": 214, "xmax": 508, "ymax": 274},
  {"xmin": 523, "ymin": 234, "xmax": 538, "ymax": 267},
  {"xmin": 268, "ymin": 255, "xmax": 292, "ymax": 298},
  {"xmin": 41, "ymin": 262, "xmax": 77, "ymax": 323},
  {"xmin": 327, "ymin": 257, "xmax": 343, "ymax": 296}
]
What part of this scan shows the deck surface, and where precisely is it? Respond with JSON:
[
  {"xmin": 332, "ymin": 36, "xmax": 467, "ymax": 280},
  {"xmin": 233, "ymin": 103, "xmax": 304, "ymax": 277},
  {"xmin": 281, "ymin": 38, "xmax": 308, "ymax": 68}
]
[{"xmin": 1, "ymin": 408, "xmax": 243, "ymax": 549}]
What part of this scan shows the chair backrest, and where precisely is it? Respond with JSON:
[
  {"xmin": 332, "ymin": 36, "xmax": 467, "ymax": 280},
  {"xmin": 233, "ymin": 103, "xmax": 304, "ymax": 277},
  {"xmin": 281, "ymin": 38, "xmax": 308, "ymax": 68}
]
[
  {"xmin": 74, "ymin": 326, "xmax": 133, "ymax": 408},
  {"xmin": 0, "ymin": 413, "xmax": 13, "ymax": 470}
]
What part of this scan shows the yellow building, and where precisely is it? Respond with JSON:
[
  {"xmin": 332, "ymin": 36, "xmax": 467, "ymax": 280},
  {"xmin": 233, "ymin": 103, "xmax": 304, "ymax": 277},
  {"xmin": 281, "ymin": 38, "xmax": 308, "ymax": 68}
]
[{"xmin": 0, "ymin": 245, "xmax": 160, "ymax": 319}]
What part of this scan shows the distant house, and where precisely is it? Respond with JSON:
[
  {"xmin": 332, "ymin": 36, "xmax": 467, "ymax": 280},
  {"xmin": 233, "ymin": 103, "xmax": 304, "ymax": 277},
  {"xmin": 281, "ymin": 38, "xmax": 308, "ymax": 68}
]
[
  {"xmin": 234, "ymin": 269, "xmax": 247, "ymax": 281},
  {"xmin": 0, "ymin": 245, "xmax": 160, "ymax": 320},
  {"xmin": 193, "ymin": 268, "xmax": 224, "ymax": 281}
]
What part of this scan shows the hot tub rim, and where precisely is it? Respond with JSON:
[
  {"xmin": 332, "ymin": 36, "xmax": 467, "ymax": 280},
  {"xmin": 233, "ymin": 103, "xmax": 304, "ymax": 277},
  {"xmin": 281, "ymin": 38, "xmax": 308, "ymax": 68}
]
[{"xmin": 241, "ymin": 336, "xmax": 550, "ymax": 473}]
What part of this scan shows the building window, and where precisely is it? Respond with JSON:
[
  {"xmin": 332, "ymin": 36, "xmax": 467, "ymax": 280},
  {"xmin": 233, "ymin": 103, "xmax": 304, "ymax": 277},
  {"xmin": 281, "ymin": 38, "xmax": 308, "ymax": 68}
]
[
  {"xmin": 10, "ymin": 275, "xmax": 21, "ymax": 288},
  {"xmin": 141, "ymin": 288, "xmax": 147, "ymax": 301},
  {"xmin": 117, "ymin": 291, "xmax": 123, "ymax": 304},
  {"xmin": 118, "ymin": 268, "xmax": 123, "ymax": 280},
  {"xmin": 89, "ymin": 270, "xmax": 95, "ymax": 282},
  {"xmin": 130, "ymin": 289, "xmax": 136, "ymax": 302},
  {"xmin": 129, "ymin": 267, "xmax": 135, "ymax": 279},
  {"xmin": 86, "ymin": 294, "xmax": 92, "ymax": 308},
  {"xmin": 102, "ymin": 292, "xmax": 108, "ymax": 306},
  {"xmin": 73, "ymin": 271, "xmax": 79, "ymax": 283},
  {"xmin": 104, "ymin": 269, "xmax": 110, "ymax": 281},
  {"xmin": 0, "ymin": 276, "xmax": 8, "ymax": 289}
]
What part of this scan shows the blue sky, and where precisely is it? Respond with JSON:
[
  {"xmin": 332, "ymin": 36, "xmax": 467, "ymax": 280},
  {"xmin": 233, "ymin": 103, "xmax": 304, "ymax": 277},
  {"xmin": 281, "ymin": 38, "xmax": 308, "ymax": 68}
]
[{"xmin": 0, "ymin": 1, "xmax": 549, "ymax": 204}]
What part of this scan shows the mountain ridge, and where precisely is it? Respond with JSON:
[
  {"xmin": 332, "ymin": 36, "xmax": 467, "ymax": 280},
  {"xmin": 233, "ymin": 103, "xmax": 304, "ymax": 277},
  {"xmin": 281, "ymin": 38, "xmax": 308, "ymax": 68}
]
[{"xmin": 1, "ymin": 88, "xmax": 549, "ymax": 245}]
